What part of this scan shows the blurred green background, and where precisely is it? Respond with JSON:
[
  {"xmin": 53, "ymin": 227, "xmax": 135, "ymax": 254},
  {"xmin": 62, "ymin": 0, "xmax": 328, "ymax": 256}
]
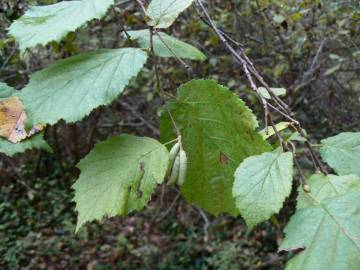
[{"xmin": 0, "ymin": 0, "xmax": 359, "ymax": 269}]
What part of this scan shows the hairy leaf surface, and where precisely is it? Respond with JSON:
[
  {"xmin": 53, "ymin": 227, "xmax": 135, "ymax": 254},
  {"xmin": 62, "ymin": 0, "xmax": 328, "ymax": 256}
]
[
  {"xmin": 73, "ymin": 135, "xmax": 169, "ymax": 231},
  {"xmin": 161, "ymin": 80, "xmax": 271, "ymax": 216},
  {"xmin": 320, "ymin": 132, "xmax": 360, "ymax": 175},
  {"xmin": 146, "ymin": 0, "xmax": 194, "ymax": 28},
  {"xmin": 126, "ymin": 29, "xmax": 206, "ymax": 61},
  {"xmin": 18, "ymin": 48, "xmax": 148, "ymax": 126},
  {"xmin": 280, "ymin": 192, "xmax": 360, "ymax": 270},
  {"xmin": 9, "ymin": 0, "xmax": 114, "ymax": 51},
  {"xmin": 233, "ymin": 149, "xmax": 293, "ymax": 227}
]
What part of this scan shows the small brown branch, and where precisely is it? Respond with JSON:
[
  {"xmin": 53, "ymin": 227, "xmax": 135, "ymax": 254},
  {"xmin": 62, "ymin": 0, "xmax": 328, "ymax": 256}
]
[
  {"xmin": 268, "ymin": 103, "xmax": 298, "ymax": 124},
  {"xmin": 167, "ymin": 108, "xmax": 181, "ymax": 138},
  {"xmin": 192, "ymin": 204, "xmax": 210, "ymax": 241},
  {"xmin": 135, "ymin": 0, "xmax": 147, "ymax": 14},
  {"xmin": 119, "ymin": 100, "xmax": 160, "ymax": 136},
  {"xmin": 155, "ymin": 192, "xmax": 181, "ymax": 223},
  {"xmin": 292, "ymin": 38, "xmax": 327, "ymax": 91},
  {"xmin": 194, "ymin": 6, "xmax": 244, "ymax": 48},
  {"xmin": 149, "ymin": 27, "xmax": 162, "ymax": 93},
  {"xmin": 294, "ymin": 124, "xmax": 328, "ymax": 175}
]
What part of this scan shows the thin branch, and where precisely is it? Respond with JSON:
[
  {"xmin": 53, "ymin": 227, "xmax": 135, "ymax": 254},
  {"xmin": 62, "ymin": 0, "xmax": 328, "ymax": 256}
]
[
  {"xmin": 119, "ymin": 100, "xmax": 159, "ymax": 136},
  {"xmin": 167, "ymin": 108, "xmax": 181, "ymax": 138},
  {"xmin": 194, "ymin": 6, "xmax": 244, "ymax": 48},
  {"xmin": 1, "ymin": 46, "xmax": 17, "ymax": 69},
  {"xmin": 155, "ymin": 192, "xmax": 181, "ymax": 223},
  {"xmin": 195, "ymin": 0, "xmax": 270, "ymax": 131},
  {"xmin": 196, "ymin": 0, "xmax": 328, "ymax": 175},
  {"xmin": 192, "ymin": 204, "xmax": 210, "ymax": 241},
  {"xmin": 135, "ymin": 0, "xmax": 147, "ymax": 14},
  {"xmin": 292, "ymin": 38, "xmax": 327, "ymax": 91},
  {"xmin": 149, "ymin": 27, "xmax": 162, "ymax": 92}
]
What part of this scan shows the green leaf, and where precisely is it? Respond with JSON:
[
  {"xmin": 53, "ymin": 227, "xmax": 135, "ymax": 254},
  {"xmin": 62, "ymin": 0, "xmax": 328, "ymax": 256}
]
[
  {"xmin": 324, "ymin": 64, "xmax": 341, "ymax": 76},
  {"xmin": 233, "ymin": 149, "xmax": 293, "ymax": 227},
  {"xmin": 297, "ymin": 173, "xmax": 360, "ymax": 209},
  {"xmin": 0, "ymin": 133, "xmax": 51, "ymax": 157},
  {"xmin": 259, "ymin": 122, "xmax": 291, "ymax": 139},
  {"xmin": 258, "ymin": 87, "xmax": 286, "ymax": 99},
  {"xmin": 329, "ymin": 54, "xmax": 344, "ymax": 62},
  {"xmin": 18, "ymin": 48, "xmax": 148, "ymax": 126},
  {"xmin": 160, "ymin": 79, "xmax": 271, "ymax": 216},
  {"xmin": 280, "ymin": 192, "xmax": 360, "ymax": 270},
  {"xmin": 0, "ymin": 82, "xmax": 16, "ymax": 99},
  {"xmin": 8, "ymin": 0, "xmax": 114, "ymax": 52},
  {"xmin": 287, "ymin": 131, "xmax": 306, "ymax": 142},
  {"xmin": 126, "ymin": 29, "xmax": 206, "ymax": 61},
  {"xmin": 320, "ymin": 132, "xmax": 360, "ymax": 175},
  {"xmin": 73, "ymin": 135, "xmax": 169, "ymax": 231},
  {"xmin": 146, "ymin": 0, "xmax": 194, "ymax": 29}
]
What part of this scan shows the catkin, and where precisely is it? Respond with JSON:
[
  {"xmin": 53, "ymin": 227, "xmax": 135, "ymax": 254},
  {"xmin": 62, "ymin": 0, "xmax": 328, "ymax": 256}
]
[
  {"xmin": 166, "ymin": 142, "xmax": 180, "ymax": 177},
  {"xmin": 168, "ymin": 154, "xmax": 180, "ymax": 186},
  {"xmin": 177, "ymin": 149, "xmax": 187, "ymax": 186}
]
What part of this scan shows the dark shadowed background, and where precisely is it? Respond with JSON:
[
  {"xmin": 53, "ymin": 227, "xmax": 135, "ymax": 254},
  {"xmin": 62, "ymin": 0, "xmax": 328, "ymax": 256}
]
[{"xmin": 0, "ymin": 0, "xmax": 359, "ymax": 269}]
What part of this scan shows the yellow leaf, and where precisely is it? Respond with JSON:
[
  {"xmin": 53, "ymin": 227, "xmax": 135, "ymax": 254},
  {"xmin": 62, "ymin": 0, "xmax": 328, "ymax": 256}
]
[{"xmin": 0, "ymin": 97, "xmax": 44, "ymax": 143}]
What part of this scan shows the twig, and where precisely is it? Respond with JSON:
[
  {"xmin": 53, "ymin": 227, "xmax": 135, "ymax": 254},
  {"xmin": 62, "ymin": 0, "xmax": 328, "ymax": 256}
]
[
  {"xmin": 166, "ymin": 108, "xmax": 181, "ymax": 139},
  {"xmin": 119, "ymin": 100, "xmax": 159, "ymax": 136},
  {"xmin": 268, "ymin": 103, "xmax": 298, "ymax": 124},
  {"xmin": 295, "ymin": 125, "xmax": 328, "ymax": 174},
  {"xmin": 149, "ymin": 27, "xmax": 162, "ymax": 92},
  {"xmin": 192, "ymin": 204, "xmax": 210, "ymax": 241},
  {"xmin": 194, "ymin": 6, "xmax": 244, "ymax": 48},
  {"xmin": 0, "ymin": 154, "xmax": 36, "ymax": 192},
  {"xmin": 292, "ymin": 38, "xmax": 327, "ymax": 91},
  {"xmin": 307, "ymin": 39, "xmax": 327, "ymax": 79},
  {"xmin": 196, "ymin": 1, "xmax": 270, "ymax": 129},
  {"xmin": 155, "ymin": 192, "xmax": 181, "ymax": 223},
  {"xmin": 135, "ymin": 0, "xmax": 147, "ymax": 14},
  {"xmin": 196, "ymin": 0, "xmax": 328, "ymax": 175},
  {"xmin": 1, "ymin": 46, "xmax": 17, "ymax": 69}
]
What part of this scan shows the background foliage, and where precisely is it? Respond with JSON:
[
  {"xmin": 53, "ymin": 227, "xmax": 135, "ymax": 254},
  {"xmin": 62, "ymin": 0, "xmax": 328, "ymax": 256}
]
[{"xmin": 0, "ymin": 0, "xmax": 359, "ymax": 269}]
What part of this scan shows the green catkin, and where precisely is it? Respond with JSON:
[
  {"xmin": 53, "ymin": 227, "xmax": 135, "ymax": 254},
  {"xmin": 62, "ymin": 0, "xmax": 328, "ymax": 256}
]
[
  {"xmin": 168, "ymin": 154, "xmax": 180, "ymax": 186},
  {"xmin": 177, "ymin": 149, "xmax": 187, "ymax": 186},
  {"xmin": 166, "ymin": 142, "xmax": 180, "ymax": 177}
]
